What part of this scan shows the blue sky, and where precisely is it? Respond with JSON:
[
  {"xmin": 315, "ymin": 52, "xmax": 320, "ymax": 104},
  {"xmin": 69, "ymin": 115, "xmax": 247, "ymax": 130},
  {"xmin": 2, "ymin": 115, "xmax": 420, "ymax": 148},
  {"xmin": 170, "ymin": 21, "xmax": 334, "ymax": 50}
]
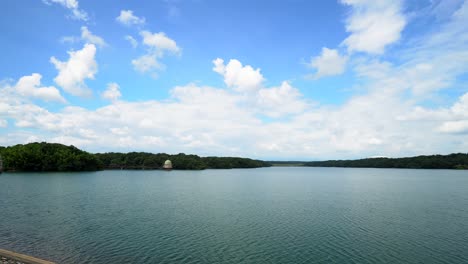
[{"xmin": 1, "ymin": 0, "xmax": 468, "ymax": 160}]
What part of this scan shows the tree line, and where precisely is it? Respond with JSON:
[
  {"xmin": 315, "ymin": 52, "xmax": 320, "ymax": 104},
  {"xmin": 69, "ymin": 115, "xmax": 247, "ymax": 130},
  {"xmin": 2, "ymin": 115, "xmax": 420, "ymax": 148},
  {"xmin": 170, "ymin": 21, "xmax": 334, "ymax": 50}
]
[
  {"xmin": 95, "ymin": 152, "xmax": 270, "ymax": 170},
  {"xmin": 2, "ymin": 142, "xmax": 466, "ymax": 172},
  {"xmin": 0, "ymin": 142, "xmax": 270, "ymax": 172},
  {"xmin": 304, "ymin": 153, "xmax": 468, "ymax": 169}
]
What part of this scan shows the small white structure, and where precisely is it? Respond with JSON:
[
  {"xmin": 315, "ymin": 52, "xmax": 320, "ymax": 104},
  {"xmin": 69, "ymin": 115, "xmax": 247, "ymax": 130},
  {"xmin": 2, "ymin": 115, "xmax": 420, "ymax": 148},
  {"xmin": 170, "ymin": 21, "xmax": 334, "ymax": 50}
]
[{"xmin": 163, "ymin": 160, "xmax": 172, "ymax": 170}]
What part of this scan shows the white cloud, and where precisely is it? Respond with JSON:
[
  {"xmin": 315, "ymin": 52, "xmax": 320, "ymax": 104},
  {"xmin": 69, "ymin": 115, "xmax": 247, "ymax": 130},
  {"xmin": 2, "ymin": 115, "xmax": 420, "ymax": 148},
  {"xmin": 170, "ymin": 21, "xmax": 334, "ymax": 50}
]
[
  {"xmin": 0, "ymin": 59, "xmax": 310, "ymax": 156},
  {"xmin": 212, "ymin": 58, "xmax": 264, "ymax": 93},
  {"xmin": 341, "ymin": 0, "xmax": 406, "ymax": 54},
  {"xmin": 0, "ymin": 119, "xmax": 7, "ymax": 128},
  {"xmin": 397, "ymin": 90, "xmax": 468, "ymax": 135},
  {"xmin": 81, "ymin": 26, "xmax": 107, "ymax": 48},
  {"xmin": 0, "ymin": 81, "xmax": 410, "ymax": 158},
  {"xmin": 101, "ymin": 82, "xmax": 122, "ymax": 101},
  {"xmin": 400, "ymin": 91, "xmax": 468, "ymax": 135},
  {"xmin": 50, "ymin": 44, "xmax": 97, "ymax": 97},
  {"xmin": 125, "ymin": 35, "xmax": 138, "ymax": 48},
  {"xmin": 43, "ymin": 0, "xmax": 88, "ymax": 21},
  {"xmin": 116, "ymin": 10, "xmax": 145, "ymax": 26},
  {"xmin": 110, "ymin": 127, "xmax": 129, "ymax": 136},
  {"xmin": 307, "ymin": 47, "xmax": 348, "ymax": 79},
  {"xmin": 132, "ymin": 54, "xmax": 163, "ymax": 75},
  {"xmin": 15, "ymin": 73, "xmax": 66, "ymax": 103},
  {"xmin": 1, "ymin": 73, "xmax": 468, "ymax": 159},
  {"xmin": 438, "ymin": 120, "xmax": 468, "ymax": 134},
  {"xmin": 257, "ymin": 81, "xmax": 308, "ymax": 117},
  {"xmin": 140, "ymin": 31, "xmax": 181, "ymax": 54},
  {"xmin": 451, "ymin": 92, "xmax": 468, "ymax": 116},
  {"xmin": 212, "ymin": 58, "xmax": 225, "ymax": 75},
  {"xmin": 60, "ymin": 27, "xmax": 107, "ymax": 49},
  {"xmin": 131, "ymin": 31, "xmax": 180, "ymax": 76}
]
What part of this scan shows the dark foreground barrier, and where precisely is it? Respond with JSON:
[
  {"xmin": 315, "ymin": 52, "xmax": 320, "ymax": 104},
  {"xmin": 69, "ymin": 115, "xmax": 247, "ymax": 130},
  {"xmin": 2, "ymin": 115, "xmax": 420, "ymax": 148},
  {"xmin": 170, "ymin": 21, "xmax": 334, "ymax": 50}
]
[{"xmin": 0, "ymin": 249, "xmax": 55, "ymax": 264}]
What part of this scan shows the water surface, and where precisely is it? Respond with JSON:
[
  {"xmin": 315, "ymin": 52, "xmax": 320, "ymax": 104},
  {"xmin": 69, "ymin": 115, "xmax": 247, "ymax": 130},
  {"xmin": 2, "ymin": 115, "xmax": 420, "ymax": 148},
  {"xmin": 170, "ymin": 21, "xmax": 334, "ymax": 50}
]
[{"xmin": 1, "ymin": 167, "xmax": 467, "ymax": 263}]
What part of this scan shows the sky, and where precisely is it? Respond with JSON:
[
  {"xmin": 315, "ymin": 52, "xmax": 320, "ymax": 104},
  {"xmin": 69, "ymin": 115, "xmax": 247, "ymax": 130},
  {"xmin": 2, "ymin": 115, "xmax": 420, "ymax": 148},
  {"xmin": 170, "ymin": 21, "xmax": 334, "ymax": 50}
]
[{"xmin": 1, "ymin": 0, "xmax": 468, "ymax": 160}]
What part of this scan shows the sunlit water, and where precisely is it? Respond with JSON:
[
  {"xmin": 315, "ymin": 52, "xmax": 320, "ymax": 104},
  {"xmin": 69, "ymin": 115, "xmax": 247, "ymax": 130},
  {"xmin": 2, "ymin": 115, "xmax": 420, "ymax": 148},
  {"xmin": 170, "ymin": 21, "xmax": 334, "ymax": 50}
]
[{"xmin": 1, "ymin": 167, "xmax": 467, "ymax": 263}]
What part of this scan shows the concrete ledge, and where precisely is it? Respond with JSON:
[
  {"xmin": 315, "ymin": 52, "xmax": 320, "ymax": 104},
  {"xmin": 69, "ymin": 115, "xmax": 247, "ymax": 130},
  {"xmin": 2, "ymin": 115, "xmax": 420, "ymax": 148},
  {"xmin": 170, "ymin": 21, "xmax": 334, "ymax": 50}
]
[{"xmin": 0, "ymin": 249, "xmax": 55, "ymax": 264}]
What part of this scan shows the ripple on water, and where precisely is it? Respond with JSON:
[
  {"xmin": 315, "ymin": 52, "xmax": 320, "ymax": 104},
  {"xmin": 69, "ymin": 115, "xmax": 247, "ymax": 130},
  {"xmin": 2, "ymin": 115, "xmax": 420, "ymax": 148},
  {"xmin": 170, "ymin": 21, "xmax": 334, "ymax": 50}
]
[{"xmin": 1, "ymin": 169, "xmax": 468, "ymax": 263}]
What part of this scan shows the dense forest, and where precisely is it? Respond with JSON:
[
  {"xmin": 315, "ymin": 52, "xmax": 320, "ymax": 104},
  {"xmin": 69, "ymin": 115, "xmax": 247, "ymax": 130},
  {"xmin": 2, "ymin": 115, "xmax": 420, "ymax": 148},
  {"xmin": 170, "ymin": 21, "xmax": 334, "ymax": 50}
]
[
  {"xmin": 304, "ymin": 153, "xmax": 468, "ymax": 169},
  {"xmin": 0, "ymin": 142, "xmax": 270, "ymax": 172},
  {"xmin": 95, "ymin": 152, "xmax": 270, "ymax": 170},
  {"xmin": 0, "ymin": 142, "xmax": 102, "ymax": 171}
]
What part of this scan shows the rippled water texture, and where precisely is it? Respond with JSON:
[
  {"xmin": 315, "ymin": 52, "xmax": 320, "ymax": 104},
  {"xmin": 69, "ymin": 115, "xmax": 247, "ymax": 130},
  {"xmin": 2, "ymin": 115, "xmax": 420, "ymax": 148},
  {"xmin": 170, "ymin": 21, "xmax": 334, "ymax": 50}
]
[{"xmin": 1, "ymin": 167, "xmax": 468, "ymax": 263}]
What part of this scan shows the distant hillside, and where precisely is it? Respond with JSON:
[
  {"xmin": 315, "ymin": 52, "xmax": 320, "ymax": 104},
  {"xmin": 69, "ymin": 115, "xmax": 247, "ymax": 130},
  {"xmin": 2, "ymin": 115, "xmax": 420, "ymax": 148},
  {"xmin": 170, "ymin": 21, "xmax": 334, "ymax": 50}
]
[
  {"xmin": 0, "ymin": 142, "xmax": 270, "ymax": 172},
  {"xmin": 304, "ymin": 153, "xmax": 468, "ymax": 169}
]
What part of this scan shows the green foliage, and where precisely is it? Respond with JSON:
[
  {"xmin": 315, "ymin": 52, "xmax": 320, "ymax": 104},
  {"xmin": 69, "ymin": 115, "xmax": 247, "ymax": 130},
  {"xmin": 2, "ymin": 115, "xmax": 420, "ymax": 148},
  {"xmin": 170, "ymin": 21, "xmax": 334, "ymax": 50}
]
[
  {"xmin": 203, "ymin": 156, "xmax": 270, "ymax": 169},
  {"xmin": 95, "ymin": 152, "xmax": 270, "ymax": 170},
  {"xmin": 304, "ymin": 153, "xmax": 468, "ymax": 169},
  {"xmin": 95, "ymin": 152, "xmax": 171, "ymax": 170},
  {"xmin": 0, "ymin": 142, "xmax": 271, "ymax": 172},
  {"xmin": 0, "ymin": 142, "xmax": 103, "ymax": 172}
]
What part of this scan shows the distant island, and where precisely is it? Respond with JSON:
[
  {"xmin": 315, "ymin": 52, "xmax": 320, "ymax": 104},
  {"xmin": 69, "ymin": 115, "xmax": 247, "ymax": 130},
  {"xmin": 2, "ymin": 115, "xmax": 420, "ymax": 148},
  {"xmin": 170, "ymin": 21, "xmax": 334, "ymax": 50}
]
[{"xmin": 0, "ymin": 142, "xmax": 270, "ymax": 172}]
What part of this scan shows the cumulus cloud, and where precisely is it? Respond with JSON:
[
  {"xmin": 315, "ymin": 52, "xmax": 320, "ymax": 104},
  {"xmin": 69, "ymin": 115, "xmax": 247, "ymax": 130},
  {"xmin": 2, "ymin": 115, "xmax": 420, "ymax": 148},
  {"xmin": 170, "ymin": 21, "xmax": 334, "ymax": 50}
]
[
  {"xmin": 2, "ymin": 72, "xmax": 468, "ymax": 159},
  {"xmin": 101, "ymin": 82, "xmax": 122, "ymax": 101},
  {"xmin": 396, "ymin": 90, "xmax": 468, "ymax": 136},
  {"xmin": 132, "ymin": 31, "xmax": 180, "ymax": 76},
  {"xmin": 212, "ymin": 58, "xmax": 264, "ymax": 92},
  {"xmin": 212, "ymin": 59, "xmax": 307, "ymax": 117},
  {"xmin": 307, "ymin": 47, "xmax": 348, "ymax": 79},
  {"xmin": 132, "ymin": 54, "xmax": 163, "ymax": 76},
  {"xmin": 0, "ymin": 58, "xmax": 312, "ymax": 157},
  {"xmin": 125, "ymin": 35, "xmax": 138, "ymax": 48},
  {"xmin": 451, "ymin": 92, "xmax": 468, "ymax": 116},
  {"xmin": 80, "ymin": 26, "xmax": 107, "ymax": 48},
  {"xmin": 341, "ymin": 0, "xmax": 406, "ymax": 54},
  {"xmin": 140, "ymin": 31, "xmax": 180, "ymax": 54},
  {"xmin": 116, "ymin": 10, "xmax": 145, "ymax": 26},
  {"xmin": 15, "ymin": 73, "xmax": 66, "ymax": 103},
  {"xmin": 438, "ymin": 120, "xmax": 468, "ymax": 134},
  {"xmin": 304, "ymin": 1, "xmax": 404, "ymax": 80},
  {"xmin": 60, "ymin": 27, "xmax": 107, "ymax": 48},
  {"xmin": 43, "ymin": 0, "xmax": 88, "ymax": 21},
  {"xmin": 257, "ymin": 81, "xmax": 308, "ymax": 117},
  {"xmin": 400, "ymin": 92, "xmax": 468, "ymax": 134},
  {"xmin": 50, "ymin": 44, "xmax": 97, "ymax": 97}
]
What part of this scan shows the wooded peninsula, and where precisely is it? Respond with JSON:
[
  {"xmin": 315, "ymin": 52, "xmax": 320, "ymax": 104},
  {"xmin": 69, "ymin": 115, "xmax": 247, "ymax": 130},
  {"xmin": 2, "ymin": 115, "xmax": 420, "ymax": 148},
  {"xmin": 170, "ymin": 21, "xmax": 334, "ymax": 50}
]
[{"xmin": 0, "ymin": 142, "xmax": 270, "ymax": 172}]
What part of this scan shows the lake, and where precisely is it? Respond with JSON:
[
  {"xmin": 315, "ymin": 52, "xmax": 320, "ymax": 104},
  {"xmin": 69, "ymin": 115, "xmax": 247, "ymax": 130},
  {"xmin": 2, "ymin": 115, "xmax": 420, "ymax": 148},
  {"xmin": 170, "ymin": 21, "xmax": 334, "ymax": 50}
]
[{"xmin": 0, "ymin": 167, "xmax": 467, "ymax": 263}]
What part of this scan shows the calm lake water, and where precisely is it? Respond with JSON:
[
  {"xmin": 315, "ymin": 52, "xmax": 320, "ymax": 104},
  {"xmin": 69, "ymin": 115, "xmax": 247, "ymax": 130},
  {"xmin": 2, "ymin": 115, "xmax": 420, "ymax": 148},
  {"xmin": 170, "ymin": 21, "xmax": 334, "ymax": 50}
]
[{"xmin": 1, "ymin": 167, "xmax": 467, "ymax": 263}]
